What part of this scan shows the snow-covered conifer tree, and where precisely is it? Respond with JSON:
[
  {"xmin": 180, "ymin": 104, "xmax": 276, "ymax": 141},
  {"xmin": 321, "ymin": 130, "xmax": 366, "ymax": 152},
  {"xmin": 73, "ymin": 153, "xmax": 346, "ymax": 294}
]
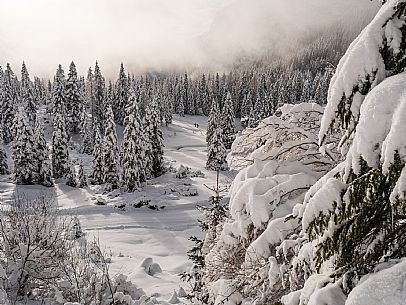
[
  {"xmin": 177, "ymin": 95, "xmax": 185, "ymax": 117},
  {"xmin": 12, "ymin": 106, "xmax": 36, "ymax": 184},
  {"xmin": 114, "ymin": 63, "xmax": 128, "ymax": 125},
  {"xmin": 102, "ymin": 105, "xmax": 120, "ymax": 189},
  {"xmin": 91, "ymin": 128, "xmax": 104, "ymax": 185},
  {"xmin": 144, "ymin": 95, "xmax": 164, "ymax": 177},
  {"xmin": 52, "ymin": 65, "xmax": 69, "ymax": 179},
  {"xmin": 121, "ymin": 90, "xmax": 146, "ymax": 192},
  {"xmin": 52, "ymin": 65, "xmax": 66, "ymax": 115},
  {"xmin": 206, "ymin": 125, "xmax": 227, "ymax": 171},
  {"xmin": 206, "ymin": 99, "xmax": 220, "ymax": 146},
  {"xmin": 221, "ymin": 92, "xmax": 235, "ymax": 149},
  {"xmin": 65, "ymin": 61, "xmax": 82, "ymax": 134},
  {"xmin": 77, "ymin": 160, "xmax": 88, "ymax": 188},
  {"xmin": 20, "ymin": 62, "xmax": 36, "ymax": 125},
  {"xmin": 0, "ymin": 128, "xmax": 9, "ymax": 175},
  {"xmin": 33, "ymin": 120, "xmax": 53, "ymax": 186},
  {"xmin": 66, "ymin": 161, "xmax": 77, "ymax": 187},
  {"xmin": 52, "ymin": 111, "xmax": 69, "ymax": 179},
  {"xmin": 93, "ymin": 62, "xmax": 105, "ymax": 134},
  {"xmin": 80, "ymin": 110, "xmax": 93, "ymax": 154},
  {"xmin": 2, "ymin": 64, "xmax": 17, "ymax": 144}
]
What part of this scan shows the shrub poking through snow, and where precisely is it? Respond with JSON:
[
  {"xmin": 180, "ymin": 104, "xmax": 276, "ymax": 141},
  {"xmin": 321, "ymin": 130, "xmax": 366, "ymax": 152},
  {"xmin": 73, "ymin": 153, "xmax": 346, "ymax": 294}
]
[{"xmin": 0, "ymin": 195, "xmax": 147, "ymax": 305}]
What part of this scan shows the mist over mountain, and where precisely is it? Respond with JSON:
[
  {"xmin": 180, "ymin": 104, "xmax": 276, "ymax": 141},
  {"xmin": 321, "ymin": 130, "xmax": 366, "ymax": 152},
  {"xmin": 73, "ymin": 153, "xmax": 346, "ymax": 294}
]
[{"xmin": 0, "ymin": 0, "xmax": 379, "ymax": 77}]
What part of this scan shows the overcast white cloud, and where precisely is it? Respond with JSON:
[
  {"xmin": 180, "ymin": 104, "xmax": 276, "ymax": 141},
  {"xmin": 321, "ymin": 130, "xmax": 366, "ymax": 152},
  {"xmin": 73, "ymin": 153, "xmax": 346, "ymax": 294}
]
[{"xmin": 0, "ymin": 0, "xmax": 379, "ymax": 77}]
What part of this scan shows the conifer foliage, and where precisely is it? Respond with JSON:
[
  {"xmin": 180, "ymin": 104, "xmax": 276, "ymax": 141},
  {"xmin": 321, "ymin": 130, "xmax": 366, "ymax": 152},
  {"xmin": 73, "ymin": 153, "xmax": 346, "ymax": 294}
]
[
  {"xmin": 102, "ymin": 105, "xmax": 120, "ymax": 189},
  {"xmin": 221, "ymin": 92, "xmax": 235, "ymax": 149},
  {"xmin": 145, "ymin": 95, "xmax": 164, "ymax": 177},
  {"xmin": 114, "ymin": 63, "xmax": 128, "ymax": 125},
  {"xmin": 91, "ymin": 129, "xmax": 104, "ymax": 185},
  {"xmin": 121, "ymin": 90, "xmax": 146, "ymax": 192},
  {"xmin": 65, "ymin": 61, "xmax": 83, "ymax": 134},
  {"xmin": 33, "ymin": 120, "xmax": 53, "ymax": 187},
  {"xmin": 12, "ymin": 107, "xmax": 36, "ymax": 184},
  {"xmin": 52, "ymin": 65, "xmax": 70, "ymax": 179},
  {"xmin": 20, "ymin": 62, "xmax": 37, "ymax": 125},
  {"xmin": 2, "ymin": 64, "xmax": 17, "ymax": 144},
  {"xmin": 0, "ymin": 136, "xmax": 8, "ymax": 175}
]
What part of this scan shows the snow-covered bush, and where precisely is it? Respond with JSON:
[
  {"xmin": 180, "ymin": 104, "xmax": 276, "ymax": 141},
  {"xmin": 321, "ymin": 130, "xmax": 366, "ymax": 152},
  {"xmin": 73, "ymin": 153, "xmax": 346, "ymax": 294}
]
[
  {"xmin": 203, "ymin": 102, "xmax": 340, "ymax": 304},
  {"xmin": 227, "ymin": 103, "xmax": 338, "ymax": 171},
  {"xmin": 0, "ymin": 195, "xmax": 145, "ymax": 305}
]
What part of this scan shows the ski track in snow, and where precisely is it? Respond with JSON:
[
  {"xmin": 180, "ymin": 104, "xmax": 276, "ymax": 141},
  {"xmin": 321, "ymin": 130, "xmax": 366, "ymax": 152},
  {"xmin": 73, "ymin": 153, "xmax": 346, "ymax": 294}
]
[{"xmin": 0, "ymin": 114, "xmax": 236, "ymax": 303}]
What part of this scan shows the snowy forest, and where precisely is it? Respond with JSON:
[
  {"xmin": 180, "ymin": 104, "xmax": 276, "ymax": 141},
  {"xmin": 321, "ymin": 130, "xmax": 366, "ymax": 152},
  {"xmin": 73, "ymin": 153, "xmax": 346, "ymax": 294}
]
[{"xmin": 0, "ymin": 0, "xmax": 405, "ymax": 304}]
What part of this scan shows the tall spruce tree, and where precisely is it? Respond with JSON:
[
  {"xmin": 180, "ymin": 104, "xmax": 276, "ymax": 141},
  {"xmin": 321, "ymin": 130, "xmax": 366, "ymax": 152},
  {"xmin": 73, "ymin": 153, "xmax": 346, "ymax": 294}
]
[
  {"xmin": 66, "ymin": 161, "xmax": 77, "ymax": 187},
  {"xmin": 145, "ymin": 95, "xmax": 164, "ymax": 177},
  {"xmin": 121, "ymin": 90, "xmax": 146, "ymax": 192},
  {"xmin": 2, "ymin": 64, "xmax": 17, "ymax": 144},
  {"xmin": 93, "ymin": 62, "xmax": 105, "ymax": 134},
  {"xmin": 114, "ymin": 63, "xmax": 128, "ymax": 125},
  {"xmin": 206, "ymin": 99, "xmax": 220, "ymax": 146},
  {"xmin": 52, "ymin": 65, "xmax": 69, "ymax": 178},
  {"xmin": 65, "ymin": 61, "xmax": 82, "ymax": 134},
  {"xmin": 33, "ymin": 119, "xmax": 53, "ymax": 186},
  {"xmin": 206, "ymin": 124, "xmax": 227, "ymax": 171},
  {"xmin": 0, "ymin": 128, "xmax": 9, "ymax": 175},
  {"xmin": 103, "ymin": 105, "xmax": 120, "ymax": 189},
  {"xmin": 221, "ymin": 92, "xmax": 235, "ymax": 149},
  {"xmin": 20, "ymin": 62, "xmax": 36, "ymax": 125},
  {"xmin": 91, "ymin": 128, "xmax": 104, "ymax": 185},
  {"xmin": 12, "ymin": 106, "xmax": 36, "ymax": 184},
  {"xmin": 77, "ymin": 160, "xmax": 88, "ymax": 188}
]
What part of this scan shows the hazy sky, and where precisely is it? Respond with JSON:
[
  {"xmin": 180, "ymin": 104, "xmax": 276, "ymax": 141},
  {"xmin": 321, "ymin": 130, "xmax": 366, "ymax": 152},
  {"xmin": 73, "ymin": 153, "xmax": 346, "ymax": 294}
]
[{"xmin": 0, "ymin": 0, "xmax": 379, "ymax": 78}]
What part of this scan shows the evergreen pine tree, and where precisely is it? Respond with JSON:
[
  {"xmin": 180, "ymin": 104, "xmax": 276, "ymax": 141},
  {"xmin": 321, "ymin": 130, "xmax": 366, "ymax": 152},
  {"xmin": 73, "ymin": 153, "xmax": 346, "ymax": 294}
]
[
  {"xmin": 52, "ymin": 111, "xmax": 69, "ymax": 179},
  {"xmin": 121, "ymin": 90, "xmax": 146, "ymax": 192},
  {"xmin": 181, "ymin": 171, "xmax": 227, "ymax": 303},
  {"xmin": 66, "ymin": 161, "xmax": 77, "ymax": 187},
  {"xmin": 93, "ymin": 62, "xmax": 105, "ymax": 134},
  {"xmin": 20, "ymin": 62, "xmax": 36, "ymax": 125},
  {"xmin": 12, "ymin": 106, "xmax": 36, "ymax": 184},
  {"xmin": 91, "ymin": 129, "xmax": 104, "ymax": 185},
  {"xmin": 103, "ymin": 105, "xmax": 120, "ymax": 189},
  {"xmin": 52, "ymin": 65, "xmax": 69, "ymax": 179},
  {"xmin": 77, "ymin": 160, "xmax": 88, "ymax": 188},
  {"xmin": 80, "ymin": 110, "xmax": 93, "ymax": 154},
  {"xmin": 177, "ymin": 95, "xmax": 185, "ymax": 117},
  {"xmin": 2, "ymin": 64, "xmax": 17, "ymax": 144},
  {"xmin": 206, "ymin": 99, "xmax": 220, "ymax": 146},
  {"xmin": 206, "ymin": 125, "xmax": 227, "ymax": 171},
  {"xmin": 114, "ymin": 63, "xmax": 128, "ymax": 125},
  {"xmin": 221, "ymin": 92, "xmax": 235, "ymax": 149},
  {"xmin": 0, "ymin": 128, "xmax": 9, "ymax": 175},
  {"xmin": 65, "ymin": 61, "xmax": 82, "ymax": 134},
  {"xmin": 39, "ymin": 159, "xmax": 53, "ymax": 187},
  {"xmin": 33, "ymin": 119, "xmax": 53, "ymax": 186},
  {"xmin": 145, "ymin": 95, "xmax": 164, "ymax": 177}
]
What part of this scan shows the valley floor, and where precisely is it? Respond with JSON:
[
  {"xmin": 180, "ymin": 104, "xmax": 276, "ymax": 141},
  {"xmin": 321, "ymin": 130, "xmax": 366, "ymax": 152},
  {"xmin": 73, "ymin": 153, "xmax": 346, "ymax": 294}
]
[{"xmin": 0, "ymin": 115, "xmax": 237, "ymax": 304}]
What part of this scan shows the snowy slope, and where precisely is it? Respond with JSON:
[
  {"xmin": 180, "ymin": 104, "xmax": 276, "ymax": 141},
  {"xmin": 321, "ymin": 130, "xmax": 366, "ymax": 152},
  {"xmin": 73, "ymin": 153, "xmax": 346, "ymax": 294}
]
[{"xmin": 0, "ymin": 114, "xmax": 236, "ymax": 303}]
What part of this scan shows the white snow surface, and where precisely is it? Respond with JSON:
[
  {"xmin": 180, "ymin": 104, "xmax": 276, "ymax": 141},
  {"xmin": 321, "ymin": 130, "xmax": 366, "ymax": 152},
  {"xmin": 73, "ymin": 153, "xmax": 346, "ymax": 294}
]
[
  {"xmin": 346, "ymin": 260, "xmax": 406, "ymax": 305},
  {"xmin": 0, "ymin": 114, "xmax": 236, "ymax": 304},
  {"xmin": 348, "ymin": 73, "xmax": 406, "ymax": 174}
]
